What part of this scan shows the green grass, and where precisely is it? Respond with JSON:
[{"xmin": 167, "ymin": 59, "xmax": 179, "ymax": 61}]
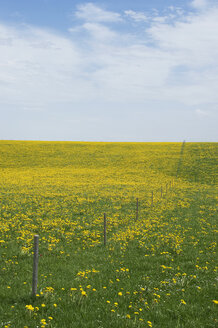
[{"xmin": 0, "ymin": 141, "xmax": 217, "ymax": 328}]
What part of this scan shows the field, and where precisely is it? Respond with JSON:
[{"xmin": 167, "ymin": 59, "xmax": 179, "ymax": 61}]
[{"xmin": 0, "ymin": 141, "xmax": 217, "ymax": 328}]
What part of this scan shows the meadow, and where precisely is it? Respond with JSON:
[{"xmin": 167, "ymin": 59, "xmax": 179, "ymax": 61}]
[{"xmin": 0, "ymin": 141, "xmax": 217, "ymax": 328}]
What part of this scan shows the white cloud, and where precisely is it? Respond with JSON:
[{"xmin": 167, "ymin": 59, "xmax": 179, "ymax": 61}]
[
  {"xmin": 82, "ymin": 22, "xmax": 117, "ymax": 40},
  {"xmin": 75, "ymin": 3, "xmax": 122, "ymax": 23},
  {"xmin": 124, "ymin": 10, "xmax": 148, "ymax": 22},
  {"xmin": 191, "ymin": 0, "xmax": 208, "ymax": 9},
  {"xmin": 0, "ymin": 23, "xmax": 86, "ymax": 108},
  {"xmin": 152, "ymin": 16, "xmax": 168, "ymax": 23},
  {"xmin": 147, "ymin": 8, "xmax": 218, "ymax": 67},
  {"xmin": 0, "ymin": 3, "xmax": 218, "ymax": 141}
]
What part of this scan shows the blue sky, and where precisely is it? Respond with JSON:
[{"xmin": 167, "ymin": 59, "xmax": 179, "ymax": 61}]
[{"xmin": 0, "ymin": 0, "xmax": 218, "ymax": 141}]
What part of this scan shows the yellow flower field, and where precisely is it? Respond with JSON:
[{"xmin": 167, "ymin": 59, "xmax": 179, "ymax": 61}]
[{"xmin": 0, "ymin": 141, "xmax": 217, "ymax": 328}]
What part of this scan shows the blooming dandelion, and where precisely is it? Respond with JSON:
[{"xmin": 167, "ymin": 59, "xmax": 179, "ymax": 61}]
[
  {"xmin": 25, "ymin": 305, "xmax": 34, "ymax": 311},
  {"xmin": 81, "ymin": 290, "xmax": 87, "ymax": 296}
]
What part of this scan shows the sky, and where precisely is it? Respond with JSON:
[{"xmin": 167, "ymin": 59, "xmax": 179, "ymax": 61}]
[{"xmin": 0, "ymin": 0, "xmax": 218, "ymax": 141}]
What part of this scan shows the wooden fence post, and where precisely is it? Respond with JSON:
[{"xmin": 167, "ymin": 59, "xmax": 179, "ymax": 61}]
[
  {"xmin": 151, "ymin": 191, "xmax": 153, "ymax": 207},
  {"xmin": 104, "ymin": 213, "xmax": 107, "ymax": 246},
  {"xmin": 32, "ymin": 235, "xmax": 39, "ymax": 297}
]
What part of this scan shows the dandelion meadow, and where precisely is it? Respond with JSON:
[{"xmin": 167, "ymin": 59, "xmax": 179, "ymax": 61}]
[{"xmin": 0, "ymin": 141, "xmax": 217, "ymax": 328}]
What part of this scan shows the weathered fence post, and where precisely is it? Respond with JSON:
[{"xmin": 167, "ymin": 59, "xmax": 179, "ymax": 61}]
[
  {"xmin": 136, "ymin": 198, "xmax": 139, "ymax": 220},
  {"xmin": 166, "ymin": 183, "xmax": 168, "ymax": 194},
  {"xmin": 151, "ymin": 191, "xmax": 153, "ymax": 207},
  {"xmin": 32, "ymin": 235, "xmax": 39, "ymax": 297},
  {"xmin": 161, "ymin": 186, "xmax": 163, "ymax": 198},
  {"xmin": 104, "ymin": 213, "xmax": 107, "ymax": 246}
]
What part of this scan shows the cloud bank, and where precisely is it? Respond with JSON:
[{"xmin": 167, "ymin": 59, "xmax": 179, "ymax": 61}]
[{"xmin": 0, "ymin": 1, "xmax": 217, "ymax": 140}]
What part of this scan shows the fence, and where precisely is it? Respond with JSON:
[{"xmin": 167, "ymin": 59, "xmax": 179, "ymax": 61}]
[{"xmin": 31, "ymin": 179, "xmax": 175, "ymax": 296}]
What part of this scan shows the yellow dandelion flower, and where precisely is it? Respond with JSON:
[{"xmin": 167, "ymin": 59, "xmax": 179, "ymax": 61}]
[
  {"xmin": 25, "ymin": 304, "xmax": 34, "ymax": 311},
  {"xmin": 81, "ymin": 290, "xmax": 87, "ymax": 296}
]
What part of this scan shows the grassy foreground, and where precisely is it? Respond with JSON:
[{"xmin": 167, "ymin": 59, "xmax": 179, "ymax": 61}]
[{"xmin": 0, "ymin": 141, "xmax": 217, "ymax": 328}]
